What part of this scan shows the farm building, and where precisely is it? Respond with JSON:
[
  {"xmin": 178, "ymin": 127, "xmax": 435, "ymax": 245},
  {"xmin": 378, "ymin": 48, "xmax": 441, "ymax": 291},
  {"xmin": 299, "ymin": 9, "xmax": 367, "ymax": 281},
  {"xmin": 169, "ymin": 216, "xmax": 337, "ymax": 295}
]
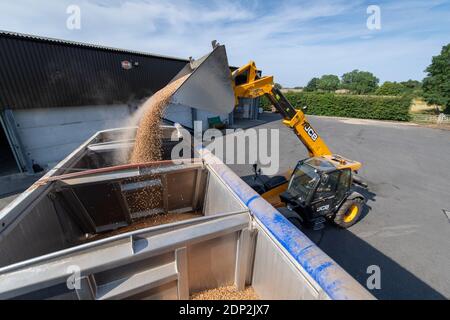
[{"xmin": 0, "ymin": 31, "xmax": 259, "ymax": 176}]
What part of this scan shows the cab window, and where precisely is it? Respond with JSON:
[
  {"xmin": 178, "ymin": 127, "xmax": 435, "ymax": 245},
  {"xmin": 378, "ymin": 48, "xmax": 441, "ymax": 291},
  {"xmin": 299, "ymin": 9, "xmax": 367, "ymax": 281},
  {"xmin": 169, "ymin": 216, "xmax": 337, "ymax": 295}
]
[
  {"xmin": 338, "ymin": 169, "xmax": 351, "ymax": 190},
  {"xmin": 335, "ymin": 169, "xmax": 351, "ymax": 201},
  {"xmin": 288, "ymin": 163, "xmax": 320, "ymax": 201},
  {"xmin": 314, "ymin": 171, "xmax": 340, "ymax": 200}
]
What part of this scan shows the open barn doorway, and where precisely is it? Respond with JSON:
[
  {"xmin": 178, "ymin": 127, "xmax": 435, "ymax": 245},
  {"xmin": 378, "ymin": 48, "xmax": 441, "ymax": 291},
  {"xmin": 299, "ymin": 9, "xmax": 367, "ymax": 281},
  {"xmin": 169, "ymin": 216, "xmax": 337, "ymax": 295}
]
[{"xmin": 0, "ymin": 116, "xmax": 20, "ymax": 176}]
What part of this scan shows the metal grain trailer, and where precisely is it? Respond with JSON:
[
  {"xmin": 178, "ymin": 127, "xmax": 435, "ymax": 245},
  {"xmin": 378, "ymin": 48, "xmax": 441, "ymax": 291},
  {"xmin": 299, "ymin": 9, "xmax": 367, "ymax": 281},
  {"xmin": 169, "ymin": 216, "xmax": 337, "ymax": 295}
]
[{"xmin": 0, "ymin": 127, "xmax": 373, "ymax": 300}]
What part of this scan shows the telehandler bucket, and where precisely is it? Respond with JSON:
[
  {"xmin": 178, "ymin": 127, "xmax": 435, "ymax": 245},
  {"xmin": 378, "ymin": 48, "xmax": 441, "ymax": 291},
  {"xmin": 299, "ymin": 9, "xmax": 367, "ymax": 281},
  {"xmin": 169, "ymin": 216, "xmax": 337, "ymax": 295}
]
[{"xmin": 166, "ymin": 43, "xmax": 235, "ymax": 115}]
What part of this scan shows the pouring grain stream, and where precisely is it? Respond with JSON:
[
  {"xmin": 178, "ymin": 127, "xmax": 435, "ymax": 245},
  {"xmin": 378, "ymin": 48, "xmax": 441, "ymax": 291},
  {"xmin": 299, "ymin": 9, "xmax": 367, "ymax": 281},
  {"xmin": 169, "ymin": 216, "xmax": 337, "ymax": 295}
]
[
  {"xmin": 126, "ymin": 75, "xmax": 189, "ymax": 225},
  {"xmin": 130, "ymin": 75, "xmax": 189, "ymax": 164}
]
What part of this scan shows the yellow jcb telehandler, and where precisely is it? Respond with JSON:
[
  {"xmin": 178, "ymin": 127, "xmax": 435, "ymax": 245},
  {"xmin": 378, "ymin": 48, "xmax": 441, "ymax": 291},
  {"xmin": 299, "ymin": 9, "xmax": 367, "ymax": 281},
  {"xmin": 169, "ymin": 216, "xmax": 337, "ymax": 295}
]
[{"xmin": 231, "ymin": 60, "xmax": 367, "ymax": 230}]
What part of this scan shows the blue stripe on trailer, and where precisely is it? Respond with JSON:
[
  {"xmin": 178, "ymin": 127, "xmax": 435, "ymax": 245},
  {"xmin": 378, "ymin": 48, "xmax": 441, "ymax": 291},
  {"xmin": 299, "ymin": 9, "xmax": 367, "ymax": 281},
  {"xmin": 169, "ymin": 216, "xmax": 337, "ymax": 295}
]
[
  {"xmin": 203, "ymin": 157, "xmax": 369, "ymax": 300},
  {"xmin": 245, "ymin": 195, "xmax": 260, "ymax": 206}
]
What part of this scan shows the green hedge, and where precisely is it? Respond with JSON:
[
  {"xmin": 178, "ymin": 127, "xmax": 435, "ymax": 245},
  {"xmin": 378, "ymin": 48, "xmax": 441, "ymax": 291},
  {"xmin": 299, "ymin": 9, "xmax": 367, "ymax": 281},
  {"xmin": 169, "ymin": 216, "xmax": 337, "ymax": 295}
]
[{"xmin": 261, "ymin": 92, "xmax": 412, "ymax": 121}]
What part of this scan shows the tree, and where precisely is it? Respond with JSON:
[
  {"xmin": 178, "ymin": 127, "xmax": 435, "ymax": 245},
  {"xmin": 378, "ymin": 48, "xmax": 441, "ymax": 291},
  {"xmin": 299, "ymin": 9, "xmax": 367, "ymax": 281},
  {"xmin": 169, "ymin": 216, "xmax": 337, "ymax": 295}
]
[
  {"xmin": 317, "ymin": 75, "xmax": 340, "ymax": 92},
  {"xmin": 341, "ymin": 69, "xmax": 379, "ymax": 94},
  {"xmin": 400, "ymin": 80, "xmax": 422, "ymax": 90},
  {"xmin": 400, "ymin": 79, "xmax": 423, "ymax": 97},
  {"xmin": 305, "ymin": 77, "xmax": 319, "ymax": 91},
  {"xmin": 422, "ymin": 44, "xmax": 450, "ymax": 113},
  {"xmin": 375, "ymin": 82, "xmax": 407, "ymax": 96}
]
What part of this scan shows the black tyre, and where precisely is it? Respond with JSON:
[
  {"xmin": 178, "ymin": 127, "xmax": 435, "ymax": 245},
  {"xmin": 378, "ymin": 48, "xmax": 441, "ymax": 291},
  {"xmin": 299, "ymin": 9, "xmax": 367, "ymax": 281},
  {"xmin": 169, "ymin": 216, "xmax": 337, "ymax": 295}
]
[{"xmin": 334, "ymin": 198, "xmax": 363, "ymax": 228}]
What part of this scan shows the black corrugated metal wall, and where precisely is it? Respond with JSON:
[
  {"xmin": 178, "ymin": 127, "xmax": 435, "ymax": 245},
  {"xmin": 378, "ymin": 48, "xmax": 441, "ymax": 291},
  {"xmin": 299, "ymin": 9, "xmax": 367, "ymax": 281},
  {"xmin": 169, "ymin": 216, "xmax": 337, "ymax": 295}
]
[{"xmin": 0, "ymin": 32, "xmax": 188, "ymax": 109}]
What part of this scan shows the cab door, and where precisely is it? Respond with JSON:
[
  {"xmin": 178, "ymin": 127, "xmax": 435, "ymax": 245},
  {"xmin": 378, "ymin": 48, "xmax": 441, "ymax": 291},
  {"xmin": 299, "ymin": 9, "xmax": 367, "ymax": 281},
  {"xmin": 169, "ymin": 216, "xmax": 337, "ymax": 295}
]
[
  {"xmin": 333, "ymin": 169, "xmax": 352, "ymax": 208},
  {"xmin": 310, "ymin": 170, "xmax": 340, "ymax": 217}
]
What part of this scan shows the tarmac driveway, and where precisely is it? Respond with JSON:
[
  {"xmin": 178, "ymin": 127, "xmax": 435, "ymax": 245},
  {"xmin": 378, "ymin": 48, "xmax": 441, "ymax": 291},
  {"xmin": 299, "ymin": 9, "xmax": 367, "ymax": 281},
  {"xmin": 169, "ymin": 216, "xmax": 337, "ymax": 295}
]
[{"xmin": 228, "ymin": 113, "xmax": 450, "ymax": 299}]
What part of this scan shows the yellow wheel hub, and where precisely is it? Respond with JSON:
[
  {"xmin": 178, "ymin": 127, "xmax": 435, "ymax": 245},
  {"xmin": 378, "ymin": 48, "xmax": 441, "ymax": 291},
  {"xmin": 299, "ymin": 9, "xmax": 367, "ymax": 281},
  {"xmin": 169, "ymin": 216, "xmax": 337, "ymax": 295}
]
[{"xmin": 344, "ymin": 205, "xmax": 359, "ymax": 223}]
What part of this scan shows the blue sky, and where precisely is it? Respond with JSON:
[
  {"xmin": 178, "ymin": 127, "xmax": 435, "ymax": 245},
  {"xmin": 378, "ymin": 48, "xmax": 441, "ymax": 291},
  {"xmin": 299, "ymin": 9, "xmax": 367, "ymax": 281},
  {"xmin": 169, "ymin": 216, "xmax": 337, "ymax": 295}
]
[{"xmin": 1, "ymin": 0, "xmax": 449, "ymax": 87}]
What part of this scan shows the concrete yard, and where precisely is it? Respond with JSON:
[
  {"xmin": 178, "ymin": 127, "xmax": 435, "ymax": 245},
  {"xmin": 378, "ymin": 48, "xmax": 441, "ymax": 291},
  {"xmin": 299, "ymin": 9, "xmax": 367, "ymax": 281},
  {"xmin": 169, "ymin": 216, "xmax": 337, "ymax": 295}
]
[{"xmin": 228, "ymin": 113, "xmax": 450, "ymax": 299}]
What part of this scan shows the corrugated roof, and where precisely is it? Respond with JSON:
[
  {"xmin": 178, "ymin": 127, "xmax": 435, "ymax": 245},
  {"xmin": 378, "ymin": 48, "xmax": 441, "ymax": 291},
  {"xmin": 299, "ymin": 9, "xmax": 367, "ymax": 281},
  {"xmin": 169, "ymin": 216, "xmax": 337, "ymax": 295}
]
[
  {"xmin": 0, "ymin": 30, "xmax": 189, "ymax": 63},
  {"xmin": 0, "ymin": 31, "xmax": 189, "ymax": 109}
]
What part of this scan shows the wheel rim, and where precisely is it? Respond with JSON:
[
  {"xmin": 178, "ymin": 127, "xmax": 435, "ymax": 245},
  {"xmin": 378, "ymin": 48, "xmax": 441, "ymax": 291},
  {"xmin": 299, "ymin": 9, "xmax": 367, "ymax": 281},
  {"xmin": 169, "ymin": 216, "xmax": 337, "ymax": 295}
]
[{"xmin": 344, "ymin": 205, "xmax": 359, "ymax": 223}]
